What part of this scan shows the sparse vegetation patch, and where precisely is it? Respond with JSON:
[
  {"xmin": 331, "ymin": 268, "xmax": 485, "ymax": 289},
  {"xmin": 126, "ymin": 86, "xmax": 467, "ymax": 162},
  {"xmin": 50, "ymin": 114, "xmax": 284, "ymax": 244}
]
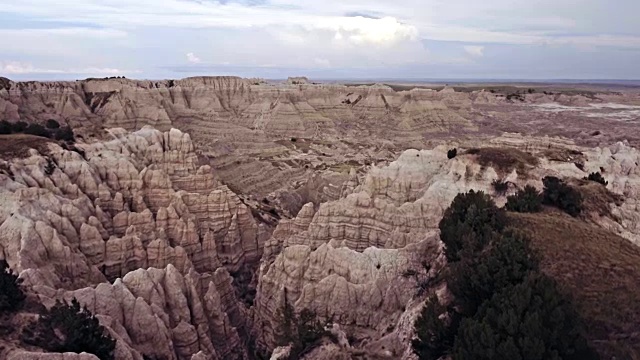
[
  {"xmin": 0, "ymin": 260, "xmax": 26, "ymax": 314},
  {"xmin": 466, "ymin": 147, "xmax": 538, "ymax": 174},
  {"xmin": 414, "ymin": 190, "xmax": 596, "ymax": 360},
  {"xmin": 584, "ymin": 172, "xmax": 608, "ymax": 186},
  {"xmin": 22, "ymin": 298, "xmax": 116, "ymax": 360},
  {"xmin": 276, "ymin": 295, "xmax": 332, "ymax": 360},
  {"xmin": 542, "ymin": 176, "xmax": 583, "ymax": 217},
  {"xmin": 505, "ymin": 185, "xmax": 543, "ymax": 213}
]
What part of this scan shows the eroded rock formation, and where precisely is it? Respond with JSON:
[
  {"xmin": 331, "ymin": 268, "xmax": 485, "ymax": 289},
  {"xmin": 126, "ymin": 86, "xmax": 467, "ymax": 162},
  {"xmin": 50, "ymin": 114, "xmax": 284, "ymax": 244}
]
[
  {"xmin": 0, "ymin": 127, "xmax": 268, "ymax": 359},
  {"xmin": 2, "ymin": 77, "xmax": 640, "ymax": 359}
]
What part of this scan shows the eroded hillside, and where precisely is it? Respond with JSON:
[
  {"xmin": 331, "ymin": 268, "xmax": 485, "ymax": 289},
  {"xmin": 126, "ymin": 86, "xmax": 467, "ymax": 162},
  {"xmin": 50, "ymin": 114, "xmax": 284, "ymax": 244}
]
[
  {"xmin": 3, "ymin": 77, "xmax": 640, "ymax": 215},
  {"xmin": 1, "ymin": 78, "xmax": 640, "ymax": 359}
]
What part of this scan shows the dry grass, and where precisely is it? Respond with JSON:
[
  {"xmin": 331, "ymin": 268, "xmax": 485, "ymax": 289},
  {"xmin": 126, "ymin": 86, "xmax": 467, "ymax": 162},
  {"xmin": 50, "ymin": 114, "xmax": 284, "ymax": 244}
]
[
  {"xmin": 466, "ymin": 147, "xmax": 539, "ymax": 174},
  {"xmin": 0, "ymin": 134, "xmax": 53, "ymax": 159},
  {"xmin": 571, "ymin": 179, "xmax": 625, "ymax": 218},
  {"xmin": 509, "ymin": 212, "xmax": 640, "ymax": 359},
  {"xmin": 541, "ymin": 148, "xmax": 585, "ymax": 163}
]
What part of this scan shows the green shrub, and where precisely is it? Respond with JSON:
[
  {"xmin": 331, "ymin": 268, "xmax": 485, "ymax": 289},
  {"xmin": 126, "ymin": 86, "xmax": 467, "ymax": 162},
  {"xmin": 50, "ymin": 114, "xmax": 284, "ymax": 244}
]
[
  {"xmin": 412, "ymin": 296, "xmax": 460, "ymax": 360},
  {"xmin": 54, "ymin": 126, "xmax": 75, "ymax": 142},
  {"xmin": 45, "ymin": 119, "xmax": 60, "ymax": 129},
  {"xmin": 542, "ymin": 176, "xmax": 583, "ymax": 217},
  {"xmin": 23, "ymin": 123, "xmax": 51, "ymax": 138},
  {"xmin": 438, "ymin": 190, "xmax": 507, "ymax": 262},
  {"xmin": 491, "ymin": 179, "xmax": 509, "ymax": 195},
  {"xmin": 416, "ymin": 189, "xmax": 596, "ymax": 360},
  {"xmin": 448, "ymin": 232, "xmax": 539, "ymax": 316},
  {"xmin": 506, "ymin": 185, "xmax": 542, "ymax": 213},
  {"xmin": 276, "ymin": 297, "xmax": 330, "ymax": 360},
  {"xmin": 447, "ymin": 148, "xmax": 457, "ymax": 159},
  {"xmin": 22, "ymin": 298, "xmax": 116, "ymax": 360},
  {"xmin": 584, "ymin": 172, "xmax": 607, "ymax": 186},
  {"xmin": 0, "ymin": 120, "xmax": 11, "ymax": 134},
  {"xmin": 0, "ymin": 260, "xmax": 26, "ymax": 313},
  {"xmin": 44, "ymin": 158, "xmax": 56, "ymax": 176},
  {"xmin": 453, "ymin": 275, "xmax": 598, "ymax": 360},
  {"xmin": 11, "ymin": 121, "xmax": 28, "ymax": 132}
]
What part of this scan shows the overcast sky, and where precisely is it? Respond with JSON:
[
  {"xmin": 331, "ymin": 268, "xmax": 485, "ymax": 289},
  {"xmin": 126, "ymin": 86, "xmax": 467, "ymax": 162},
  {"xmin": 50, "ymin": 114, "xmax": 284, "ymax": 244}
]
[{"xmin": 1, "ymin": 0, "xmax": 640, "ymax": 81}]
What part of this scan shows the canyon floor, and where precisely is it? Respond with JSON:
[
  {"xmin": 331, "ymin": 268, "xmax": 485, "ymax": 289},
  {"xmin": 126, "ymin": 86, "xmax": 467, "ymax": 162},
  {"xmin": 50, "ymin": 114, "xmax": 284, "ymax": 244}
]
[{"xmin": 1, "ymin": 76, "xmax": 640, "ymax": 360}]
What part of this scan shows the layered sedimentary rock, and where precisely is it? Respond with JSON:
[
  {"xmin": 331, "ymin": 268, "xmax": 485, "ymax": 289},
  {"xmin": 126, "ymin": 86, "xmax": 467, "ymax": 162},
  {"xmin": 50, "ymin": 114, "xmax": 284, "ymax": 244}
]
[
  {"xmin": 2, "ymin": 75, "xmax": 640, "ymax": 359},
  {"xmin": 30, "ymin": 265, "xmax": 250, "ymax": 360},
  {"xmin": 1, "ymin": 127, "xmax": 267, "ymax": 289},
  {"xmin": 4, "ymin": 76, "xmax": 639, "ymax": 206},
  {"xmin": 0, "ymin": 77, "xmax": 476, "ymax": 200},
  {"xmin": 254, "ymin": 135, "xmax": 640, "ymax": 357},
  {"xmin": 0, "ymin": 127, "xmax": 269, "ymax": 359},
  {"xmin": 2, "ymin": 126, "xmax": 639, "ymax": 359}
]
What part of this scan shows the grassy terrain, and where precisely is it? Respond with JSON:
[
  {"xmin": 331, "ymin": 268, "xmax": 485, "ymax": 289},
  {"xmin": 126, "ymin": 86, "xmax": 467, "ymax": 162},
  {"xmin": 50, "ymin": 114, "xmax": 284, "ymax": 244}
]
[
  {"xmin": 0, "ymin": 134, "xmax": 53, "ymax": 159},
  {"xmin": 465, "ymin": 147, "xmax": 539, "ymax": 174},
  {"xmin": 509, "ymin": 211, "xmax": 640, "ymax": 359}
]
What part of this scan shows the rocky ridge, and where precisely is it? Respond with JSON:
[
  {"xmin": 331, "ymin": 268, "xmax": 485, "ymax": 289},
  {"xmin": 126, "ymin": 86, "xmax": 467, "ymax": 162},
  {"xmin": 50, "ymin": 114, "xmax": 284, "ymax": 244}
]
[
  {"xmin": 1, "ymin": 128, "xmax": 640, "ymax": 359},
  {"xmin": 10, "ymin": 76, "xmax": 638, "ymax": 207},
  {"xmin": 0, "ymin": 127, "xmax": 268, "ymax": 359},
  {"xmin": 1, "ymin": 77, "xmax": 640, "ymax": 359},
  {"xmin": 254, "ymin": 135, "xmax": 640, "ymax": 358}
]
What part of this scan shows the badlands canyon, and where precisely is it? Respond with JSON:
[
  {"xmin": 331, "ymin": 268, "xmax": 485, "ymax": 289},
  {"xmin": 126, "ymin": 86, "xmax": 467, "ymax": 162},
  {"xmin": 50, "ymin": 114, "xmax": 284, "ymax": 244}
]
[{"xmin": 1, "ymin": 76, "xmax": 640, "ymax": 360}]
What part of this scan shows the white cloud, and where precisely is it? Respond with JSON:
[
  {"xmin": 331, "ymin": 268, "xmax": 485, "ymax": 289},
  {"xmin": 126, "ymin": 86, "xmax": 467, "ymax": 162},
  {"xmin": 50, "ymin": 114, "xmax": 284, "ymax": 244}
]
[
  {"xmin": 2, "ymin": 1, "xmax": 639, "ymax": 49},
  {"xmin": 2, "ymin": 0, "xmax": 640, "ymax": 79},
  {"xmin": 314, "ymin": 16, "xmax": 418, "ymax": 46},
  {"xmin": 314, "ymin": 58, "xmax": 331, "ymax": 67},
  {"xmin": 0, "ymin": 61, "xmax": 136, "ymax": 75},
  {"xmin": 464, "ymin": 45, "xmax": 484, "ymax": 57},
  {"xmin": 0, "ymin": 27, "xmax": 127, "ymax": 39},
  {"xmin": 186, "ymin": 52, "xmax": 201, "ymax": 63}
]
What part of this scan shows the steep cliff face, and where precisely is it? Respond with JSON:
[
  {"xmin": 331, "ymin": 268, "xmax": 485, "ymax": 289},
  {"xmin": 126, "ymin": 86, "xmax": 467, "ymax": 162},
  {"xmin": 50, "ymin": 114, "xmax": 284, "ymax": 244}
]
[
  {"xmin": 253, "ymin": 135, "xmax": 640, "ymax": 358},
  {"xmin": 2, "ymin": 126, "xmax": 640, "ymax": 359},
  {"xmin": 0, "ymin": 127, "xmax": 268, "ymax": 287},
  {"xmin": 4, "ymin": 76, "xmax": 638, "ymax": 206},
  {"xmin": 0, "ymin": 77, "xmax": 478, "ymax": 203},
  {"xmin": 0, "ymin": 77, "xmax": 475, "ymax": 138},
  {"xmin": 2, "ymin": 76, "xmax": 640, "ymax": 359},
  {"xmin": 0, "ymin": 127, "xmax": 271, "ymax": 360}
]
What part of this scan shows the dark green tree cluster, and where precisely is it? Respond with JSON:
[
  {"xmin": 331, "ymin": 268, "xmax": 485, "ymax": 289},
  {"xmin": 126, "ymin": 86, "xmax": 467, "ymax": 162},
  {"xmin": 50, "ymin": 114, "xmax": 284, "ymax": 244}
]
[
  {"xmin": 438, "ymin": 190, "xmax": 506, "ymax": 262},
  {"xmin": 22, "ymin": 298, "xmax": 116, "ymax": 360},
  {"xmin": 505, "ymin": 185, "xmax": 543, "ymax": 213},
  {"xmin": 542, "ymin": 176, "xmax": 583, "ymax": 217},
  {"xmin": 491, "ymin": 179, "xmax": 509, "ymax": 195},
  {"xmin": 414, "ymin": 190, "xmax": 597, "ymax": 360},
  {"xmin": 0, "ymin": 120, "xmax": 27, "ymax": 135},
  {"xmin": 447, "ymin": 148, "xmax": 457, "ymax": 159},
  {"xmin": 412, "ymin": 296, "xmax": 460, "ymax": 360},
  {"xmin": 448, "ymin": 231, "xmax": 538, "ymax": 316},
  {"xmin": 46, "ymin": 119, "xmax": 60, "ymax": 129},
  {"xmin": 584, "ymin": 172, "xmax": 608, "ymax": 186},
  {"xmin": 0, "ymin": 120, "xmax": 74, "ymax": 142},
  {"xmin": 276, "ymin": 297, "xmax": 330, "ymax": 360},
  {"xmin": 24, "ymin": 123, "xmax": 50, "ymax": 137},
  {"xmin": 454, "ymin": 275, "xmax": 598, "ymax": 360},
  {"xmin": 0, "ymin": 259, "xmax": 26, "ymax": 313},
  {"xmin": 44, "ymin": 158, "xmax": 56, "ymax": 175}
]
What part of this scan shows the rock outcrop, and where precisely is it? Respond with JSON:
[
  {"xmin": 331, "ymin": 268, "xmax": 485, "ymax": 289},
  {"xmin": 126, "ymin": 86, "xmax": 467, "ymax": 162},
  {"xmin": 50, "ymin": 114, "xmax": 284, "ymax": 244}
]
[
  {"xmin": 0, "ymin": 127, "xmax": 267, "ymax": 360},
  {"xmin": 0, "ymin": 127, "xmax": 266, "ymax": 289},
  {"xmin": 2, "ymin": 76, "xmax": 640, "ymax": 359},
  {"xmin": 253, "ymin": 135, "xmax": 640, "ymax": 357}
]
